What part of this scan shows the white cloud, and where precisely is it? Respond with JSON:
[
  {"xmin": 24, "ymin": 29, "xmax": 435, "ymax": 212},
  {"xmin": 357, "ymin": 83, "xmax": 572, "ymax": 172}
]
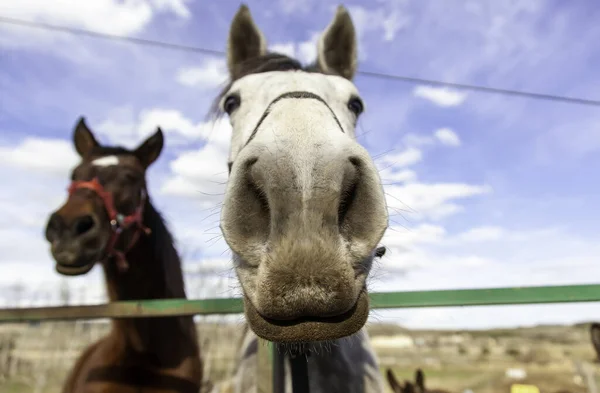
[
  {"xmin": 175, "ymin": 57, "xmax": 228, "ymax": 89},
  {"xmin": 269, "ymin": 43, "xmax": 296, "ymax": 58},
  {"xmin": 382, "ymin": 224, "xmax": 446, "ymax": 250},
  {"xmin": 295, "ymin": 33, "xmax": 319, "ymax": 64},
  {"xmin": 434, "ymin": 127, "xmax": 461, "ymax": 147},
  {"xmin": 270, "ymin": 32, "xmax": 320, "ymax": 65},
  {"xmin": 379, "ymin": 168, "xmax": 417, "ymax": 184},
  {"xmin": 160, "ymin": 143, "xmax": 229, "ymax": 203},
  {"xmin": 378, "ymin": 146, "xmax": 423, "ymax": 168},
  {"xmin": 277, "ymin": 0, "xmax": 315, "ymax": 15},
  {"xmin": 399, "ymin": 128, "xmax": 462, "ymax": 150},
  {"xmin": 413, "ymin": 85, "xmax": 468, "ymax": 107},
  {"xmin": 455, "ymin": 225, "xmax": 505, "ymax": 242},
  {"xmin": 347, "ymin": 4, "xmax": 410, "ymax": 43},
  {"xmin": 159, "ymin": 117, "xmax": 231, "ymax": 205},
  {"xmin": 386, "ymin": 182, "xmax": 492, "ymax": 221},
  {"xmin": 0, "ymin": 0, "xmax": 190, "ymax": 36},
  {"xmin": 370, "ymin": 231, "xmax": 600, "ymax": 329},
  {"xmin": 96, "ymin": 108, "xmax": 232, "ymax": 148},
  {"xmin": 0, "ymin": 137, "xmax": 78, "ymax": 176},
  {"xmin": 150, "ymin": 0, "xmax": 191, "ymax": 19}
]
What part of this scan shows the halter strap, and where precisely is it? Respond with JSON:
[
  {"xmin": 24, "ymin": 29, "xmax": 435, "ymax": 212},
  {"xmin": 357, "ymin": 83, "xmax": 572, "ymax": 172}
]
[{"xmin": 67, "ymin": 177, "xmax": 151, "ymax": 272}]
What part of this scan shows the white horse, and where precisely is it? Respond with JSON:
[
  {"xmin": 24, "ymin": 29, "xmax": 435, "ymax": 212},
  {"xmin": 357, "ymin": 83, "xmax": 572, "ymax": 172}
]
[{"xmin": 211, "ymin": 4, "xmax": 389, "ymax": 392}]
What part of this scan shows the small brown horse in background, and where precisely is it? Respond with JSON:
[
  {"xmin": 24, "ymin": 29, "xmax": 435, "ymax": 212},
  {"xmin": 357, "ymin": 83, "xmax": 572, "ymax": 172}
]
[
  {"xmin": 386, "ymin": 368, "xmax": 578, "ymax": 393},
  {"xmin": 386, "ymin": 368, "xmax": 452, "ymax": 393},
  {"xmin": 44, "ymin": 117, "xmax": 203, "ymax": 392}
]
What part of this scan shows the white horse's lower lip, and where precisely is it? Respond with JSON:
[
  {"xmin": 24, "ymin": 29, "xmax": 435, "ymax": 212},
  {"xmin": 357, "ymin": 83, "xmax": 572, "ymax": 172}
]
[{"xmin": 243, "ymin": 291, "xmax": 370, "ymax": 343}]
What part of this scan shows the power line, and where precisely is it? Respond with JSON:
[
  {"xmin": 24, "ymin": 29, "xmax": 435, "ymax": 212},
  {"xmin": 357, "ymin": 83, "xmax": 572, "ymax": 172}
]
[
  {"xmin": 359, "ymin": 71, "xmax": 600, "ymax": 107},
  {"xmin": 0, "ymin": 16, "xmax": 224, "ymax": 56},
  {"xmin": 2, "ymin": 15, "xmax": 600, "ymax": 108}
]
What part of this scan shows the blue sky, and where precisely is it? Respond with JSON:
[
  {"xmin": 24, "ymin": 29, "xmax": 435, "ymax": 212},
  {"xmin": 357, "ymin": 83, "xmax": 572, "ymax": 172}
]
[{"xmin": 1, "ymin": 0, "xmax": 600, "ymax": 329}]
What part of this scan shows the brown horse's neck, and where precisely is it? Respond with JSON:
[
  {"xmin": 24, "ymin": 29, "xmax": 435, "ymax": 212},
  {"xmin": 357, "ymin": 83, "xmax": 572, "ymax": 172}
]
[{"xmin": 102, "ymin": 199, "xmax": 199, "ymax": 366}]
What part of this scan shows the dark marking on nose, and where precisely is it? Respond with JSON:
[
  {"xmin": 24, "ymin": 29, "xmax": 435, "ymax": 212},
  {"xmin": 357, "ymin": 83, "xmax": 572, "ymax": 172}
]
[{"xmin": 244, "ymin": 90, "xmax": 345, "ymax": 147}]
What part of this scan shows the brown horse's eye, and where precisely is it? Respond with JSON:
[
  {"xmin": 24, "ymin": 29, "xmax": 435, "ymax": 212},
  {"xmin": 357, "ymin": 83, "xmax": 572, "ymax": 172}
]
[{"xmin": 122, "ymin": 172, "xmax": 139, "ymax": 183}]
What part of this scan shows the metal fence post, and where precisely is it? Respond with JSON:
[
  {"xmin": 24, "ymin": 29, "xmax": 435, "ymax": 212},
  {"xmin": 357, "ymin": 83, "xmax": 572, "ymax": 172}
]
[
  {"xmin": 272, "ymin": 343, "xmax": 285, "ymax": 393},
  {"xmin": 257, "ymin": 338, "xmax": 273, "ymax": 393}
]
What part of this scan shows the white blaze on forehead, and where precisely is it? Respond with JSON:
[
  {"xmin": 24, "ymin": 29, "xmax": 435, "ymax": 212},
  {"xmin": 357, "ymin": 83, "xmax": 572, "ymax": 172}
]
[{"xmin": 91, "ymin": 155, "xmax": 120, "ymax": 167}]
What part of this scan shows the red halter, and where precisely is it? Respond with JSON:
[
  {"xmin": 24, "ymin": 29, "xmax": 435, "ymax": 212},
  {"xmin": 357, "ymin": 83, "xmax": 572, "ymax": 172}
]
[{"xmin": 67, "ymin": 177, "xmax": 151, "ymax": 272}]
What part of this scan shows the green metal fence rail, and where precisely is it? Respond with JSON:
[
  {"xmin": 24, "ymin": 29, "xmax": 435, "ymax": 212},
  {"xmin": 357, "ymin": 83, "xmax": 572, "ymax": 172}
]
[
  {"xmin": 2, "ymin": 283, "xmax": 600, "ymax": 393},
  {"xmin": 1, "ymin": 284, "xmax": 600, "ymax": 322}
]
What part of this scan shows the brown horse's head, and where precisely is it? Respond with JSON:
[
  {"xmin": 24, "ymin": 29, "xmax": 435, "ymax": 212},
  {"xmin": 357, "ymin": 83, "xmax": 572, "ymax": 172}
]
[
  {"xmin": 44, "ymin": 117, "xmax": 163, "ymax": 276},
  {"xmin": 387, "ymin": 368, "xmax": 450, "ymax": 393},
  {"xmin": 386, "ymin": 369, "xmax": 416, "ymax": 393}
]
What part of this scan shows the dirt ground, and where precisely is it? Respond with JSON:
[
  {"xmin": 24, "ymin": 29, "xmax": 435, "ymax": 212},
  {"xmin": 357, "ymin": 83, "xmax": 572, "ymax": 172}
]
[{"xmin": 0, "ymin": 321, "xmax": 598, "ymax": 393}]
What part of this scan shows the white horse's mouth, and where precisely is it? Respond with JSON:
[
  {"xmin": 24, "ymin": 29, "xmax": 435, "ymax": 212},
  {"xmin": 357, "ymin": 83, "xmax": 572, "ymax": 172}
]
[{"xmin": 243, "ymin": 290, "xmax": 370, "ymax": 343}]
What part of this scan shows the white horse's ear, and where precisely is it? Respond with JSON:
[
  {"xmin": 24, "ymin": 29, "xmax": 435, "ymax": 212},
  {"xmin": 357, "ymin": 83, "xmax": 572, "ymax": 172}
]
[
  {"xmin": 316, "ymin": 5, "xmax": 358, "ymax": 80},
  {"xmin": 227, "ymin": 4, "xmax": 268, "ymax": 78}
]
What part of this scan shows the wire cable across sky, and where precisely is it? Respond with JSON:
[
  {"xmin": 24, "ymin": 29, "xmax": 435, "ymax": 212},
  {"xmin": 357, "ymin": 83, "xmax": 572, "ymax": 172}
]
[{"xmin": 2, "ymin": 15, "xmax": 600, "ymax": 108}]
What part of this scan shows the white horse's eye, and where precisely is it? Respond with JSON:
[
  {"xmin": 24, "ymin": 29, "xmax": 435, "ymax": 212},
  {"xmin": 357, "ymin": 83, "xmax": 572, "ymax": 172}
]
[
  {"xmin": 224, "ymin": 94, "xmax": 241, "ymax": 114},
  {"xmin": 347, "ymin": 96, "xmax": 364, "ymax": 116}
]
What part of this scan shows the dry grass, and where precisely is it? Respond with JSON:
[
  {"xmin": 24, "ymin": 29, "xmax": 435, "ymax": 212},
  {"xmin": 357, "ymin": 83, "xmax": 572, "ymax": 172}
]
[{"xmin": 0, "ymin": 320, "xmax": 598, "ymax": 393}]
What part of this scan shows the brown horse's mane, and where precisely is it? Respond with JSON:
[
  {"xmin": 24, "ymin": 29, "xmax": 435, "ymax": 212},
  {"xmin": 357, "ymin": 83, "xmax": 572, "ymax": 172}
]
[
  {"xmin": 88, "ymin": 144, "xmax": 187, "ymax": 301},
  {"xmin": 110, "ymin": 197, "xmax": 186, "ymax": 299}
]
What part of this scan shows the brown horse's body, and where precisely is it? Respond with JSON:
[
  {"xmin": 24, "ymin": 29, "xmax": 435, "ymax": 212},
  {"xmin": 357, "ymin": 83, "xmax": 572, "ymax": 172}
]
[
  {"xmin": 61, "ymin": 203, "xmax": 202, "ymax": 392},
  {"xmin": 45, "ymin": 119, "xmax": 203, "ymax": 392}
]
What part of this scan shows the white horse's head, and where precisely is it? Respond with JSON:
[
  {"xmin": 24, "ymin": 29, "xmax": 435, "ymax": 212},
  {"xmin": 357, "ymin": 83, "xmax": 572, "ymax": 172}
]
[{"xmin": 216, "ymin": 4, "xmax": 388, "ymax": 343}]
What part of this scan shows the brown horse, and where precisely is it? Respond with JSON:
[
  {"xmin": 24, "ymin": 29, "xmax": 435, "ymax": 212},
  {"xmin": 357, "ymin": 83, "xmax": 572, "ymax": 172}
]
[
  {"xmin": 386, "ymin": 369, "xmax": 451, "ymax": 393},
  {"xmin": 44, "ymin": 117, "xmax": 203, "ymax": 392}
]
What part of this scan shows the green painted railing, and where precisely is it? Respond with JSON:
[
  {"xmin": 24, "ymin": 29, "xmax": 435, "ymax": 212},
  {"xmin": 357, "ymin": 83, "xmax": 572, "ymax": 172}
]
[{"xmin": 1, "ymin": 284, "xmax": 600, "ymax": 322}]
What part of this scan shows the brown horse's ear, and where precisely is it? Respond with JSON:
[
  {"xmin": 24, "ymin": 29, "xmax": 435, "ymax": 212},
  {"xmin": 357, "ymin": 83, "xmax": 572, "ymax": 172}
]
[
  {"xmin": 73, "ymin": 117, "xmax": 100, "ymax": 157},
  {"xmin": 591, "ymin": 323, "xmax": 600, "ymax": 361},
  {"xmin": 134, "ymin": 127, "xmax": 164, "ymax": 169},
  {"xmin": 227, "ymin": 4, "xmax": 267, "ymax": 79},
  {"xmin": 386, "ymin": 369, "xmax": 403, "ymax": 393},
  {"xmin": 415, "ymin": 369, "xmax": 425, "ymax": 391},
  {"xmin": 316, "ymin": 5, "xmax": 358, "ymax": 80}
]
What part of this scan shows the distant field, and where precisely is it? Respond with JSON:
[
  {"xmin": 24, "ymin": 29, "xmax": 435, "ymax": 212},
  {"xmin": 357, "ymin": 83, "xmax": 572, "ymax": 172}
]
[{"xmin": 0, "ymin": 320, "xmax": 598, "ymax": 393}]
